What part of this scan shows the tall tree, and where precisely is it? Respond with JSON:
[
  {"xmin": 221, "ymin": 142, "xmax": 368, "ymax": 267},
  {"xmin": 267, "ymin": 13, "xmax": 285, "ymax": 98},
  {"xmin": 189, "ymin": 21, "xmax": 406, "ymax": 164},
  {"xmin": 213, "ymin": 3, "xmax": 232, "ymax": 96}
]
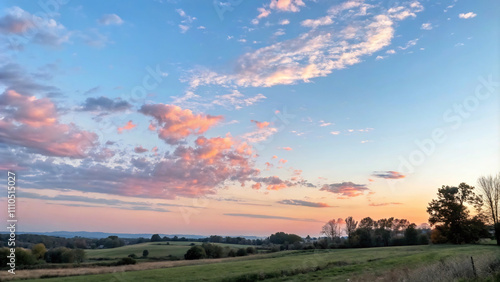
[
  {"xmin": 344, "ymin": 216, "xmax": 358, "ymax": 239},
  {"xmin": 427, "ymin": 183, "xmax": 484, "ymax": 244},
  {"xmin": 321, "ymin": 219, "xmax": 341, "ymax": 241},
  {"xmin": 477, "ymin": 174, "xmax": 500, "ymax": 245},
  {"xmin": 359, "ymin": 217, "xmax": 374, "ymax": 229}
]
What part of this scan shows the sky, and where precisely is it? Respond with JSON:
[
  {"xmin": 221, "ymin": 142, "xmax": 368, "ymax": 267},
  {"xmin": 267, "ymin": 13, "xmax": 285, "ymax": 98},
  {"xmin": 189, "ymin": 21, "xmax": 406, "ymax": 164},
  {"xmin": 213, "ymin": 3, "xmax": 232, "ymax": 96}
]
[{"xmin": 0, "ymin": 0, "xmax": 498, "ymax": 237}]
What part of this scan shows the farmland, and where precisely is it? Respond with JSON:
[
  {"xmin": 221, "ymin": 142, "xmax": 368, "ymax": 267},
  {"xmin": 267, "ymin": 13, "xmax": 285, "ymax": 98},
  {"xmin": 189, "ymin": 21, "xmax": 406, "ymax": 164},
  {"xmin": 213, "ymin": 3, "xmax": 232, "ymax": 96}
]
[
  {"xmin": 10, "ymin": 244, "xmax": 500, "ymax": 281},
  {"xmin": 84, "ymin": 241, "xmax": 252, "ymax": 260}
]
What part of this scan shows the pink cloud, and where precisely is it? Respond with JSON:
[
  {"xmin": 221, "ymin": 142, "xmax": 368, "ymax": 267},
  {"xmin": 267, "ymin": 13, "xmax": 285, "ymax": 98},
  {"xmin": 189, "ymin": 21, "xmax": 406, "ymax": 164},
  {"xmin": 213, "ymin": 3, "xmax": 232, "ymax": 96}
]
[
  {"xmin": 118, "ymin": 120, "xmax": 137, "ymax": 134},
  {"xmin": 251, "ymin": 120, "xmax": 270, "ymax": 129},
  {"xmin": 280, "ymin": 147, "xmax": 293, "ymax": 151},
  {"xmin": 270, "ymin": 0, "xmax": 305, "ymax": 12},
  {"xmin": 122, "ymin": 135, "xmax": 259, "ymax": 198},
  {"xmin": 140, "ymin": 104, "xmax": 223, "ymax": 145},
  {"xmin": 252, "ymin": 183, "xmax": 262, "ymax": 190},
  {"xmin": 320, "ymin": 182, "xmax": 370, "ymax": 198},
  {"xmin": 0, "ymin": 90, "xmax": 97, "ymax": 158}
]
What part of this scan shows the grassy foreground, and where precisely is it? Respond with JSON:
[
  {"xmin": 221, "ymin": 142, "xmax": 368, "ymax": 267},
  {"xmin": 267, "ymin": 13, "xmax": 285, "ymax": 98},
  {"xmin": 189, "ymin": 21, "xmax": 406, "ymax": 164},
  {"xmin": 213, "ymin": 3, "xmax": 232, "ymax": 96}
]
[{"xmin": 20, "ymin": 244, "xmax": 500, "ymax": 282}]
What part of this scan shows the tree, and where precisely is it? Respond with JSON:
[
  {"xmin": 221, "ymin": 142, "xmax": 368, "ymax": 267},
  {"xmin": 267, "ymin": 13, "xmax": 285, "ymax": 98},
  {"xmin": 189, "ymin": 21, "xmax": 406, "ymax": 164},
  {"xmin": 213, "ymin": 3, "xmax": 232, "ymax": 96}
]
[
  {"xmin": 404, "ymin": 224, "xmax": 418, "ymax": 245},
  {"xmin": 477, "ymin": 174, "xmax": 500, "ymax": 245},
  {"xmin": 201, "ymin": 243, "xmax": 223, "ymax": 258},
  {"xmin": 15, "ymin": 248, "xmax": 36, "ymax": 265},
  {"xmin": 344, "ymin": 216, "xmax": 358, "ymax": 240},
  {"xmin": 269, "ymin": 232, "xmax": 302, "ymax": 244},
  {"xmin": 353, "ymin": 228, "xmax": 372, "ymax": 248},
  {"xmin": 31, "ymin": 243, "xmax": 47, "ymax": 260},
  {"xmin": 150, "ymin": 234, "xmax": 162, "ymax": 242},
  {"xmin": 184, "ymin": 246, "xmax": 206, "ymax": 260},
  {"xmin": 73, "ymin": 249, "xmax": 86, "ymax": 263},
  {"xmin": 321, "ymin": 218, "xmax": 342, "ymax": 241},
  {"xmin": 359, "ymin": 217, "xmax": 374, "ymax": 229},
  {"xmin": 427, "ymin": 183, "xmax": 485, "ymax": 244},
  {"xmin": 142, "ymin": 249, "xmax": 149, "ymax": 258}
]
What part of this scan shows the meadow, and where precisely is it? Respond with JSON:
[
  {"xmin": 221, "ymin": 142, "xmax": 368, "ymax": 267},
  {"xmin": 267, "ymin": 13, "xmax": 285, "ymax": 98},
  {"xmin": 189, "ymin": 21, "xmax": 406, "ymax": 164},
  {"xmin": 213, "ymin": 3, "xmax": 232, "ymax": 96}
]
[
  {"xmin": 8, "ymin": 244, "xmax": 499, "ymax": 281},
  {"xmin": 84, "ymin": 241, "xmax": 253, "ymax": 260}
]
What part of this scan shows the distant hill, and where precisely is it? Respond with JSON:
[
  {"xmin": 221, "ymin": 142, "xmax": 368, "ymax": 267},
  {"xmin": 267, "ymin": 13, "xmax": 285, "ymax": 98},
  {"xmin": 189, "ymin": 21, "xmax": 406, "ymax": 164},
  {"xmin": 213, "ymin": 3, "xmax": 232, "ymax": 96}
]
[{"xmin": 0, "ymin": 231, "xmax": 263, "ymax": 239}]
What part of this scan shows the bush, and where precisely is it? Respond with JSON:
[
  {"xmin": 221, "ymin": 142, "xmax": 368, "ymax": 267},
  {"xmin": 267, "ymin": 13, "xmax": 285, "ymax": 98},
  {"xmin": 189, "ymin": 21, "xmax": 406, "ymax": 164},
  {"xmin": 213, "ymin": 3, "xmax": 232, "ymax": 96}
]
[
  {"xmin": 418, "ymin": 234, "xmax": 429, "ymax": 245},
  {"xmin": 128, "ymin": 253, "xmax": 137, "ymax": 259},
  {"xmin": 227, "ymin": 249, "xmax": 236, "ymax": 257},
  {"xmin": 184, "ymin": 246, "xmax": 207, "ymax": 260},
  {"xmin": 269, "ymin": 245, "xmax": 280, "ymax": 252},
  {"xmin": 45, "ymin": 247, "xmax": 85, "ymax": 263},
  {"xmin": 73, "ymin": 249, "xmax": 86, "ymax": 263},
  {"xmin": 246, "ymin": 247, "xmax": 256, "ymax": 254},
  {"xmin": 236, "ymin": 248, "xmax": 247, "ymax": 256},
  {"xmin": 16, "ymin": 248, "xmax": 37, "ymax": 266},
  {"xmin": 405, "ymin": 226, "xmax": 419, "ymax": 245},
  {"xmin": 32, "ymin": 243, "xmax": 47, "ymax": 260},
  {"xmin": 390, "ymin": 237, "xmax": 406, "ymax": 246},
  {"xmin": 431, "ymin": 228, "xmax": 447, "ymax": 244},
  {"xmin": 142, "ymin": 249, "xmax": 149, "ymax": 258},
  {"xmin": 201, "ymin": 243, "xmax": 223, "ymax": 258},
  {"xmin": 117, "ymin": 257, "xmax": 136, "ymax": 265}
]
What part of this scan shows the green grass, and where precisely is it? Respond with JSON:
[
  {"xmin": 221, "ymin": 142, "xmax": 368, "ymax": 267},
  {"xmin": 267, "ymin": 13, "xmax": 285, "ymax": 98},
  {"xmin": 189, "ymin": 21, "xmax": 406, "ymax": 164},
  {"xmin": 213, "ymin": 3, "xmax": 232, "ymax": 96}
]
[
  {"xmin": 85, "ymin": 241, "xmax": 251, "ymax": 259},
  {"xmin": 26, "ymin": 244, "xmax": 500, "ymax": 281}
]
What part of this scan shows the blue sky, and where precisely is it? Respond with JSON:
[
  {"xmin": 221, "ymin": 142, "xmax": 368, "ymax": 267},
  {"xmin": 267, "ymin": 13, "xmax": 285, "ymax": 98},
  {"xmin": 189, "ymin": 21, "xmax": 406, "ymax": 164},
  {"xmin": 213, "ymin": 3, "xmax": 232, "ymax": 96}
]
[{"xmin": 0, "ymin": 0, "xmax": 498, "ymax": 236}]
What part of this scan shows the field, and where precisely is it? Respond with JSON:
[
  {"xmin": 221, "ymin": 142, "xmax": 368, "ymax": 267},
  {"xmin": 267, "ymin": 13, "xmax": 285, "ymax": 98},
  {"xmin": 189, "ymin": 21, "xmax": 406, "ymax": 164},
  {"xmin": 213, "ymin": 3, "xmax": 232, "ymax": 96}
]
[
  {"xmin": 85, "ymin": 241, "xmax": 252, "ymax": 260},
  {"xmin": 9, "ymin": 244, "xmax": 500, "ymax": 281}
]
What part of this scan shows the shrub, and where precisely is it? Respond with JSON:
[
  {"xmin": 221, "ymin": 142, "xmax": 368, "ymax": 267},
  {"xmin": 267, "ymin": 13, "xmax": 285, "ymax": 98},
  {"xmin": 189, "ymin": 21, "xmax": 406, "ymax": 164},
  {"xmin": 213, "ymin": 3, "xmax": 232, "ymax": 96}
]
[
  {"xmin": 269, "ymin": 245, "xmax": 280, "ymax": 253},
  {"xmin": 227, "ymin": 249, "xmax": 236, "ymax": 257},
  {"xmin": 32, "ymin": 243, "xmax": 47, "ymax": 260},
  {"xmin": 236, "ymin": 248, "xmax": 247, "ymax": 256},
  {"xmin": 184, "ymin": 246, "xmax": 207, "ymax": 260},
  {"xmin": 16, "ymin": 248, "xmax": 37, "ymax": 266},
  {"xmin": 201, "ymin": 243, "xmax": 223, "ymax": 258},
  {"xmin": 128, "ymin": 253, "xmax": 137, "ymax": 259},
  {"xmin": 73, "ymin": 249, "xmax": 86, "ymax": 263},
  {"xmin": 418, "ymin": 234, "xmax": 429, "ymax": 245},
  {"xmin": 45, "ymin": 247, "xmax": 85, "ymax": 263},
  {"xmin": 405, "ymin": 226, "xmax": 419, "ymax": 245},
  {"xmin": 117, "ymin": 257, "xmax": 136, "ymax": 265},
  {"xmin": 430, "ymin": 229, "xmax": 447, "ymax": 244},
  {"xmin": 246, "ymin": 247, "xmax": 256, "ymax": 254},
  {"xmin": 142, "ymin": 249, "xmax": 149, "ymax": 258}
]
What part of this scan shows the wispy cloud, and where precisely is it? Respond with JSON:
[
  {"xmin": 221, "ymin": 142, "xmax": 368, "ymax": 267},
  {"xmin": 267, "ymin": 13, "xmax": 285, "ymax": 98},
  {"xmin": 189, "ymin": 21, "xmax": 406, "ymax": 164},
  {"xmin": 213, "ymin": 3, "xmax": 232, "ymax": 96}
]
[
  {"xmin": 372, "ymin": 171, "xmax": 405, "ymax": 179},
  {"xmin": 98, "ymin": 14, "xmax": 124, "ymax": 26},
  {"xmin": 188, "ymin": 1, "xmax": 423, "ymax": 88},
  {"xmin": 458, "ymin": 12, "xmax": 476, "ymax": 19},
  {"xmin": 369, "ymin": 202, "xmax": 402, "ymax": 207},
  {"xmin": 277, "ymin": 199, "xmax": 333, "ymax": 208},
  {"xmin": 224, "ymin": 213, "xmax": 321, "ymax": 222},
  {"xmin": 176, "ymin": 9, "xmax": 196, "ymax": 33},
  {"xmin": 321, "ymin": 182, "xmax": 370, "ymax": 198}
]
